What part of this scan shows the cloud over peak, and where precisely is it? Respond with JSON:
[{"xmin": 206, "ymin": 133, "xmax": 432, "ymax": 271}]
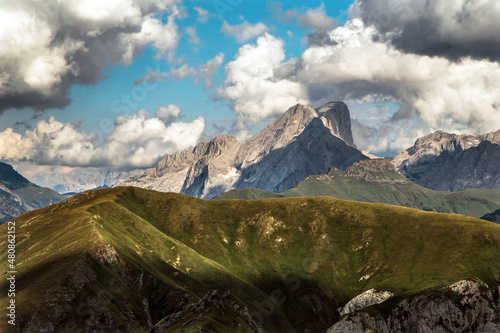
[
  {"xmin": 216, "ymin": 33, "xmax": 308, "ymax": 137},
  {"xmin": 216, "ymin": 7, "xmax": 500, "ymax": 153}
]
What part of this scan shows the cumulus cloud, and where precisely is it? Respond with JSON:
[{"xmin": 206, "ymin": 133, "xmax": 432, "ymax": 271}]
[
  {"xmin": 291, "ymin": 18, "xmax": 500, "ymax": 151},
  {"xmin": 354, "ymin": 0, "xmax": 500, "ymax": 62},
  {"xmin": 0, "ymin": 106, "xmax": 205, "ymax": 168},
  {"xmin": 0, "ymin": 0, "xmax": 180, "ymax": 113},
  {"xmin": 155, "ymin": 104, "xmax": 181, "ymax": 123},
  {"xmin": 216, "ymin": 33, "xmax": 308, "ymax": 136},
  {"xmin": 221, "ymin": 21, "xmax": 269, "ymax": 43},
  {"xmin": 217, "ymin": 6, "xmax": 500, "ymax": 153}
]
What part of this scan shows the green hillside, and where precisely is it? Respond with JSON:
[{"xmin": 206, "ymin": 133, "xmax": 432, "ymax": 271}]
[
  {"xmin": 215, "ymin": 159, "xmax": 500, "ymax": 218},
  {"xmin": 1, "ymin": 186, "xmax": 499, "ymax": 332}
]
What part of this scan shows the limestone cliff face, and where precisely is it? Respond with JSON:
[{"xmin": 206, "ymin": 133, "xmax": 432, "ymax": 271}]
[
  {"xmin": 234, "ymin": 118, "xmax": 365, "ymax": 193},
  {"xmin": 118, "ymin": 102, "xmax": 364, "ymax": 198},
  {"xmin": 316, "ymin": 101, "xmax": 356, "ymax": 148},
  {"xmin": 327, "ymin": 279, "xmax": 500, "ymax": 333},
  {"xmin": 235, "ymin": 103, "xmax": 318, "ymax": 170},
  {"xmin": 392, "ymin": 130, "xmax": 500, "ymax": 191},
  {"xmin": 115, "ymin": 141, "xmax": 210, "ymax": 193},
  {"xmin": 181, "ymin": 135, "xmax": 241, "ymax": 199}
]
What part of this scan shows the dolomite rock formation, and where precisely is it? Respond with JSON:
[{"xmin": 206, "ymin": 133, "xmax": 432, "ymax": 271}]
[
  {"xmin": 392, "ymin": 130, "xmax": 500, "ymax": 191},
  {"xmin": 118, "ymin": 102, "xmax": 366, "ymax": 198}
]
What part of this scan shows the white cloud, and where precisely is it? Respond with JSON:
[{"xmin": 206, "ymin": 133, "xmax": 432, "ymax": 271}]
[
  {"xmin": 221, "ymin": 21, "xmax": 269, "ymax": 43},
  {"xmin": 0, "ymin": 106, "xmax": 205, "ymax": 168},
  {"xmin": 291, "ymin": 18, "xmax": 500, "ymax": 152},
  {"xmin": 0, "ymin": 0, "xmax": 180, "ymax": 112},
  {"xmin": 293, "ymin": 4, "xmax": 336, "ymax": 31},
  {"xmin": 155, "ymin": 104, "xmax": 181, "ymax": 123},
  {"xmin": 137, "ymin": 53, "xmax": 225, "ymax": 88},
  {"xmin": 186, "ymin": 27, "xmax": 200, "ymax": 45},
  {"xmin": 217, "ymin": 33, "xmax": 308, "ymax": 133},
  {"xmin": 274, "ymin": 2, "xmax": 336, "ymax": 30},
  {"xmin": 198, "ymin": 53, "xmax": 225, "ymax": 88},
  {"xmin": 170, "ymin": 64, "xmax": 198, "ymax": 80},
  {"xmin": 216, "ymin": 11, "xmax": 500, "ymax": 154},
  {"xmin": 194, "ymin": 7, "xmax": 209, "ymax": 23}
]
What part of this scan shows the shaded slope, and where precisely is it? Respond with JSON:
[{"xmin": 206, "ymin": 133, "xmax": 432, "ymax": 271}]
[
  {"xmin": 1, "ymin": 187, "xmax": 500, "ymax": 332},
  {"xmin": 481, "ymin": 209, "xmax": 500, "ymax": 224},
  {"xmin": 216, "ymin": 159, "xmax": 500, "ymax": 218}
]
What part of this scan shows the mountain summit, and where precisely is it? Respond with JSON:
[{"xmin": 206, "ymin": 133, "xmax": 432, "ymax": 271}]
[
  {"xmin": 118, "ymin": 102, "xmax": 366, "ymax": 198},
  {"xmin": 315, "ymin": 101, "xmax": 356, "ymax": 148}
]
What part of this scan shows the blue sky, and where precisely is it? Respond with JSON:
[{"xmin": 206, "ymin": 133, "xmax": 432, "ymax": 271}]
[
  {"xmin": 1, "ymin": 0, "xmax": 500, "ymax": 188},
  {"xmin": 0, "ymin": 0, "xmax": 354, "ymax": 134}
]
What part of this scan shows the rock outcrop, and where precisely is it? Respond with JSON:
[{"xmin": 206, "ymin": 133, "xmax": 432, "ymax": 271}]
[
  {"xmin": 118, "ymin": 102, "xmax": 366, "ymax": 198},
  {"xmin": 181, "ymin": 135, "xmax": 241, "ymax": 198},
  {"xmin": 392, "ymin": 130, "xmax": 500, "ymax": 191},
  {"xmin": 340, "ymin": 289, "xmax": 394, "ymax": 316},
  {"xmin": 345, "ymin": 159, "xmax": 408, "ymax": 184},
  {"xmin": 327, "ymin": 279, "xmax": 500, "ymax": 333},
  {"xmin": 316, "ymin": 101, "xmax": 356, "ymax": 147}
]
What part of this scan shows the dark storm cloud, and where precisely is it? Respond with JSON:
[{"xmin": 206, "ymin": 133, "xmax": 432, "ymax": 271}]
[{"xmin": 355, "ymin": 0, "xmax": 500, "ymax": 62}]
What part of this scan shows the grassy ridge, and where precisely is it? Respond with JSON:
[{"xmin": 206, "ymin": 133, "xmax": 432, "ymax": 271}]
[
  {"xmin": 1, "ymin": 187, "xmax": 499, "ymax": 332},
  {"xmin": 215, "ymin": 163, "xmax": 500, "ymax": 218}
]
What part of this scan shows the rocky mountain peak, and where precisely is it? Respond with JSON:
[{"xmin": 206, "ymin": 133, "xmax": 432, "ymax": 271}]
[
  {"xmin": 119, "ymin": 101, "xmax": 365, "ymax": 198},
  {"xmin": 181, "ymin": 135, "xmax": 241, "ymax": 198},
  {"xmin": 315, "ymin": 101, "xmax": 356, "ymax": 147},
  {"xmin": 392, "ymin": 129, "xmax": 500, "ymax": 191},
  {"xmin": 235, "ymin": 103, "xmax": 318, "ymax": 169},
  {"xmin": 205, "ymin": 135, "xmax": 239, "ymax": 157}
]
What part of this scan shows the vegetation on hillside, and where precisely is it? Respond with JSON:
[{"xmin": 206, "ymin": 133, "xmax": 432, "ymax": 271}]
[{"xmin": 1, "ymin": 187, "xmax": 499, "ymax": 332}]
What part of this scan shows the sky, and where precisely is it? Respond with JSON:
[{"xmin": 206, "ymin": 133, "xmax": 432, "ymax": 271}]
[{"xmin": 1, "ymin": 0, "xmax": 500, "ymax": 188}]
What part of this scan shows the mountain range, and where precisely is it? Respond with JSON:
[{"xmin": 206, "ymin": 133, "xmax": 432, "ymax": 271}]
[
  {"xmin": 118, "ymin": 101, "xmax": 500, "ymax": 205},
  {"xmin": 215, "ymin": 158, "xmax": 500, "ymax": 219},
  {"xmin": 0, "ymin": 162, "xmax": 64, "ymax": 224},
  {"xmin": 1, "ymin": 187, "xmax": 499, "ymax": 332},
  {"xmin": 392, "ymin": 130, "xmax": 500, "ymax": 191},
  {"xmin": 1, "ymin": 99, "xmax": 500, "ymax": 332},
  {"xmin": 117, "ymin": 102, "xmax": 367, "ymax": 198},
  {"xmin": 52, "ymin": 168, "xmax": 144, "ymax": 194}
]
